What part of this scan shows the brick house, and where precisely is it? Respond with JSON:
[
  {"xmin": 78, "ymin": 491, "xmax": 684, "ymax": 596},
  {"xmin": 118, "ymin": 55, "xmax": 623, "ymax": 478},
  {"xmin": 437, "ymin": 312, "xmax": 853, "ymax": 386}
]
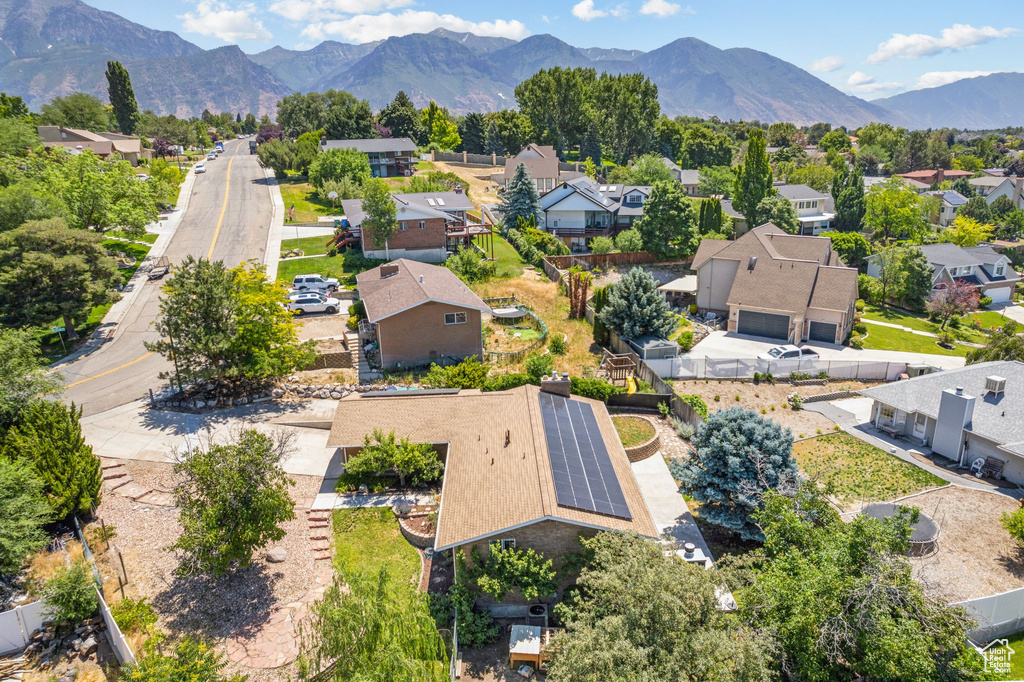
[
  {"xmin": 325, "ymin": 379, "xmax": 660, "ymax": 606},
  {"xmin": 355, "ymin": 260, "xmax": 491, "ymax": 369},
  {"xmin": 341, "ymin": 191, "xmax": 472, "ymax": 263}
]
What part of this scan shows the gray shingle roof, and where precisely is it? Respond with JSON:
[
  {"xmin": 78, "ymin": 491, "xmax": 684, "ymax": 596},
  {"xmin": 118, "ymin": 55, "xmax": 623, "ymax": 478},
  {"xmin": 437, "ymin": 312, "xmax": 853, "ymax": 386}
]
[
  {"xmin": 775, "ymin": 184, "xmax": 827, "ymax": 201},
  {"xmin": 918, "ymin": 243, "xmax": 985, "ymax": 268},
  {"xmin": 322, "ymin": 137, "xmax": 417, "ymax": 153}
]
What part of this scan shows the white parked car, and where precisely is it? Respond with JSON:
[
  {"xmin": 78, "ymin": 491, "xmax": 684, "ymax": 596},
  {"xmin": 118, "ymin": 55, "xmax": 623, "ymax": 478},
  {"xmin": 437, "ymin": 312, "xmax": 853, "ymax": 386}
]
[
  {"xmin": 194, "ymin": 162, "xmax": 206, "ymax": 173},
  {"xmin": 292, "ymin": 274, "xmax": 340, "ymax": 292},
  {"xmin": 207, "ymin": 153, "xmax": 216, "ymax": 160},
  {"xmin": 757, "ymin": 345, "xmax": 820, "ymax": 361},
  {"xmin": 287, "ymin": 293, "xmax": 340, "ymax": 315}
]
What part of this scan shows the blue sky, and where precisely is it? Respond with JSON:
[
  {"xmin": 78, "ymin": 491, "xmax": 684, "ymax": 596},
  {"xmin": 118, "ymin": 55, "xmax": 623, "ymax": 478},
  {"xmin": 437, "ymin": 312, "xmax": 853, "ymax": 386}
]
[{"xmin": 85, "ymin": 0, "xmax": 1021, "ymax": 100}]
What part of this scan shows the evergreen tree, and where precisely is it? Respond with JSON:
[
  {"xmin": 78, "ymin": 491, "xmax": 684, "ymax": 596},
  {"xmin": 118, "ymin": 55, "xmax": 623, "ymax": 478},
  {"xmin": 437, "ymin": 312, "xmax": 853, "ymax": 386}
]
[
  {"xmin": 499, "ymin": 163, "xmax": 541, "ymax": 228},
  {"xmin": 458, "ymin": 113, "xmax": 485, "ymax": 154},
  {"xmin": 831, "ymin": 163, "xmax": 866, "ymax": 232},
  {"xmin": 105, "ymin": 61, "xmax": 140, "ymax": 134},
  {"xmin": 2, "ymin": 401, "xmax": 101, "ymax": 519},
  {"xmin": 235, "ymin": 112, "xmax": 242, "ymax": 123},
  {"xmin": 0, "ymin": 458, "xmax": 50, "ymax": 575},
  {"xmin": 580, "ymin": 124, "xmax": 602, "ymax": 167},
  {"xmin": 599, "ymin": 267, "xmax": 675, "ymax": 340},
  {"xmin": 483, "ymin": 119, "xmax": 505, "ymax": 156},
  {"xmin": 376, "ymin": 91, "xmax": 423, "ymax": 143},
  {"xmin": 733, "ymin": 128, "xmax": 775, "ymax": 226}
]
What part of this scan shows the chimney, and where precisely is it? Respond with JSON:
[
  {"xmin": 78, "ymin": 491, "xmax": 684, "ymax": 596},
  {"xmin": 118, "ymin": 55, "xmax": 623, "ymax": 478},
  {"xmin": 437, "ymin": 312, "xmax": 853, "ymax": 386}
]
[
  {"xmin": 933, "ymin": 387, "xmax": 975, "ymax": 463},
  {"xmin": 540, "ymin": 372, "xmax": 571, "ymax": 398},
  {"xmin": 379, "ymin": 264, "xmax": 399, "ymax": 278}
]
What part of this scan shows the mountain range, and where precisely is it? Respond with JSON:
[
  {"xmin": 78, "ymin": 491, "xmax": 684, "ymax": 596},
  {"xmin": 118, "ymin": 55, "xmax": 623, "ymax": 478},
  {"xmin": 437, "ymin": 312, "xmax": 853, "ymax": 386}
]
[{"xmin": 0, "ymin": 0, "xmax": 1019, "ymax": 129}]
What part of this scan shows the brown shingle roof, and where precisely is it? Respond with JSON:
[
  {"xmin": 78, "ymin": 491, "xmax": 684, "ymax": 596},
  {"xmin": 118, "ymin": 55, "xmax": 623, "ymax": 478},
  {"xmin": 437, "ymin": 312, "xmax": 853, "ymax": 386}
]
[
  {"xmin": 808, "ymin": 266, "xmax": 859, "ymax": 312},
  {"xmin": 325, "ymin": 385, "xmax": 659, "ymax": 549},
  {"xmin": 355, "ymin": 259, "xmax": 490, "ymax": 323}
]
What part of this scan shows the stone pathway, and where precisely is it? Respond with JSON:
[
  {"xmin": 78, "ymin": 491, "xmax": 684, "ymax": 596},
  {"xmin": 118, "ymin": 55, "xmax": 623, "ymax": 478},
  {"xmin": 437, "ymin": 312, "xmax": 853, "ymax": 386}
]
[
  {"xmin": 310, "ymin": 488, "xmax": 434, "ymax": 511},
  {"xmin": 100, "ymin": 458, "xmax": 175, "ymax": 506}
]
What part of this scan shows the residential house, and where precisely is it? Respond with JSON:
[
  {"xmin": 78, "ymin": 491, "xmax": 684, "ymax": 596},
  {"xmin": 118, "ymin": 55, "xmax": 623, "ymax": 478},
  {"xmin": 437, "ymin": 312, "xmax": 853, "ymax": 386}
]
[
  {"xmin": 924, "ymin": 189, "xmax": 968, "ymax": 227},
  {"xmin": 661, "ymin": 158, "xmax": 702, "ymax": 196},
  {"xmin": 340, "ymin": 190, "xmax": 472, "ymax": 262},
  {"xmin": 897, "ymin": 168, "xmax": 974, "ymax": 187},
  {"xmin": 866, "ymin": 243, "xmax": 1021, "ymax": 303},
  {"xmin": 865, "ymin": 175, "xmax": 931, "ymax": 193},
  {"xmin": 721, "ymin": 199, "xmax": 747, "ymax": 237},
  {"xmin": 325, "ymin": 377, "xmax": 662, "ymax": 605},
  {"xmin": 969, "ymin": 175, "xmax": 1024, "ymax": 208},
  {"xmin": 321, "ymin": 137, "xmax": 417, "ymax": 177},
  {"xmin": 775, "ymin": 184, "xmax": 835, "ymax": 235},
  {"xmin": 538, "ymin": 177, "xmax": 651, "ymax": 250},
  {"xmin": 37, "ymin": 126, "xmax": 145, "ymax": 165},
  {"xmin": 692, "ymin": 223, "xmax": 858, "ymax": 344},
  {"xmin": 859, "ymin": 362, "xmax": 1024, "ymax": 485},
  {"xmin": 354, "ymin": 259, "xmax": 490, "ymax": 369},
  {"xmin": 492, "ymin": 144, "xmax": 584, "ymax": 195}
]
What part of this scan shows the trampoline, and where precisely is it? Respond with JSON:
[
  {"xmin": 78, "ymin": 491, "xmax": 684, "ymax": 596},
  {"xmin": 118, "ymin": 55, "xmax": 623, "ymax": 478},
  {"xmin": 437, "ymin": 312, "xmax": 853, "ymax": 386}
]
[
  {"xmin": 861, "ymin": 502, "xmax": 940, "ymax": 556},
  {"xmin": 490, "ymin": 306, "xmax": 527, "ymax": 320}
]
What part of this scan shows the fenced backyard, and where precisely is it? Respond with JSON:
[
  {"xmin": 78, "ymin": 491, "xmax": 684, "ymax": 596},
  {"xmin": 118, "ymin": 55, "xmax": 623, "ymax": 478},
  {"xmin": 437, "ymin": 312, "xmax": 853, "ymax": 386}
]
[{"xmin": 482, "ymin": 295, "xmax": 548, "ymax": 364}]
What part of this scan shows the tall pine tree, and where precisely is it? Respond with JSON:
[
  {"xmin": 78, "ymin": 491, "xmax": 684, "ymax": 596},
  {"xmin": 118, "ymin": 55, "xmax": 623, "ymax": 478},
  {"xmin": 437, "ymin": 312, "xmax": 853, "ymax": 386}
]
[
  {"xmin": 484, "ymin": 119, "xmax": 505, "ymax": 156},
  {"xmin": 499, "ymin": 163, "xmax": 541, "ymax": 229},
  {"xmin": 105, "ymin": 61, "xmax": 140, "ymax": 135},
  {"xmin": 458, "ymin": 112, "xmax": 486, "ymax": 154},
  {"xmin": 581, "ymin": 124, "xmax": 602, "ymax": 167},
  {"xmin": 733, "ymin": 128, "xmax": 775, "ymax": 226},
  {"xmin": 832, "ymin": 163, "xmax": 866, "ymax": 232},
  {"xmin": 599, "ymin": 267, "xmax": 676, "ymax": 340}
]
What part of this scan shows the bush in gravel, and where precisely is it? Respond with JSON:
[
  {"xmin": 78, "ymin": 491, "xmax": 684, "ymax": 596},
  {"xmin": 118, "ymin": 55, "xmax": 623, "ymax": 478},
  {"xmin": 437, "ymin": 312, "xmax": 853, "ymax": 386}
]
[
  {"xmin": 124, "ymin": 635, "xmax": 245, "ymax": 681},
  {"xmin": 111, "ymin": 597, "xmax": 158, "ymax": 635},
  {"xmin": 673, "ymin": 419, "xmax": 695, "ymax": 441},
  {"xmin": 677, "ymin": 393, "xmax": 709, "ymax": 418},
  {"xmin": 42, "ymin": 558, "xmax": 98, "ymax": 625}
]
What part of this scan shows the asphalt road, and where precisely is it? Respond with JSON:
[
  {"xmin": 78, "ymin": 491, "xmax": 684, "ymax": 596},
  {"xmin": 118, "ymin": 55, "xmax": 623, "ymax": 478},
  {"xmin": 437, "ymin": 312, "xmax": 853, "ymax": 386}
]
[{"xmin": 59, "ymin": 140, "xmax": 274, "ymax": 416}]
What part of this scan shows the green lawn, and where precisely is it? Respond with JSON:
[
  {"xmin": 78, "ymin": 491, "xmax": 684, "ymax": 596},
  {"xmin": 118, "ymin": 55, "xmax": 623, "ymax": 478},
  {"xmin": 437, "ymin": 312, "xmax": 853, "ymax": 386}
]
[
  {"xmin": 415, "ymin": 160, "xmax": 436, "ymax": 171},
  {"xmin": 612, "ymin": 416, "xmax": 656, "ymax": 448},
  {"xmin": 276, "ymin": 252, "xmax": 370, "ymax": 289},
  {"xmin": 793, "ymin": 432, "xmax": 946, "ymax": 506},
  {"xmin": 475, "ymin": 233, "xmax": 524, "ymax": 278},
  {"xmin": 279, "ymin": 176, "xmax": 338, "ymax": 223},
  {"xmin": 1001, "ymin": 629, "xmax": 1024, "ymax": 679},
  {"xmin": 102, "ymin": 239, "xmax": 152, "ymax": 286},
  {"xmin": 969, "ymin": 309, "xmax": 1014, "ymax": 331},
  {"xmin": 859, "ymin": 323, "xmax": 971, "ymax": 356},
  {"xmin": 37, "ymin": 302, "xmax": 113, "ymax": 362},
  {"xmin": 107, "ymin": 230, "xmax": 159, "ymax": 244},
  {"xmin": 862, "ymin": 304, "xmax": 987, "ymax": 344},
  {"xmin": 332, "ymin": 508, "xmax": 421, "ymax": 587},
  {"xmin": 280, "ymin": 235, "xmax": 334, "ymax": 257}
]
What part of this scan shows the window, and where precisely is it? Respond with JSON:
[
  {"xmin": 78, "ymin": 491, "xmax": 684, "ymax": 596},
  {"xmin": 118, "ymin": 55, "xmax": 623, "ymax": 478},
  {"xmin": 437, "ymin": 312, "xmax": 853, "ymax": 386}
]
[
  {"xmin": 948, "ymin": 267, "xmax": 957, "ymax": 276},
  {"xmin": 444, "ymin": 312, "xmax": 467, "ymax": 325},
  {"xmin": 500, "ymin": 538, "xmax": 516, "ymax": 551},
  {"xmin": 418, "ymin": 220, "xmax": 426, "ymax": 230},
  {"xmin": 997, "ymin": 263, "xmax": 1006, "ymax": 277},
  {"xmin": 962, "ymin": 265, "xmax": 972, "ymax": 275},
  {"xmin": 880, "ymin": 405, "xmax": 895, "ymax": 423},
  {"xmin": 399, "ymin": 221, "xmax": 407, "ymax": 231}
]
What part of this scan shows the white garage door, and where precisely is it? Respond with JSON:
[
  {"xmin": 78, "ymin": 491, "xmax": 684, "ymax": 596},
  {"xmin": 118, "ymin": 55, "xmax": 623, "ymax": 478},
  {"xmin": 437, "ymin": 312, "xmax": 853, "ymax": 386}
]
[{"xmin": 987, "ymin": 287, "xmax": 1012, "ymax": 303}]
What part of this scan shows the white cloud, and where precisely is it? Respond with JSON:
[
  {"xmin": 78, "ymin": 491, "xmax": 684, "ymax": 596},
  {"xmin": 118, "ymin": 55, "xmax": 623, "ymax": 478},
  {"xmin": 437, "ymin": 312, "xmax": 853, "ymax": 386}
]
[
  {"xmin": 914, "ymin": 70, "xmax": 994, "ymax": 89},
  {"xmin": 269, "ymin": 0, "xmax": 413, "ymax": 23},
  {"xmin": 844, "ymin": 70, "xmax": 903, "ymax": 94},
  {"xmin": 640, "ymin": 0, "xmax": 693, "ymax": 17},
  {"xmin": 807, "ymin": 55, "xmax": 844, "ymax": 73},
  {"xmin": 303, "ymin": 10, "xmax": 529, "ymax": 43},
  {"xmin": 179, "ymin": 0, "xmax": 272, "ymax": 42},
  {"xmin": 867, "ymin": 23, "xmax": 1018, "ymax": 63},
  {"xmin": 571, "ymin": 0, "xmax": 627, "ymax": 21}
]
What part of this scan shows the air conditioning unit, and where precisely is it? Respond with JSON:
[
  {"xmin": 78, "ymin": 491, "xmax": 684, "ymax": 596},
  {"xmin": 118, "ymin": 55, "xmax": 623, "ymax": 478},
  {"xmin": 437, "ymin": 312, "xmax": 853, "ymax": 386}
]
[
  {"xmin": 986, "ymin": 375, "xmax": 1007, "ymax": 396},
  {"xmin": 404, "ymin": 169, "xmax": 412, "ymax": 177}
]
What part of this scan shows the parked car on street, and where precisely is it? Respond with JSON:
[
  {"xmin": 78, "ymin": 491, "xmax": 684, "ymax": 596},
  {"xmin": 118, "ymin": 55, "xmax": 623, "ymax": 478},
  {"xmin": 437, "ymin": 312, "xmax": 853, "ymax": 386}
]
[
  {"xmin": 292, "ymin": 274, "xmax": 340, "ymax": 292},
  {"xmin": 757, "ymin": 345, "xmax": 819, "ymax": 361},
  {"xmin": 194, "ymin": 163, "xmax": 206, "ymax": 173},
  {"xmin": 207, "ymin": 153, "xmax": 216, "ymax": 160},
  {"xmin": 287, "ymin": 292, "xmax": 340, "ymax": 315}
]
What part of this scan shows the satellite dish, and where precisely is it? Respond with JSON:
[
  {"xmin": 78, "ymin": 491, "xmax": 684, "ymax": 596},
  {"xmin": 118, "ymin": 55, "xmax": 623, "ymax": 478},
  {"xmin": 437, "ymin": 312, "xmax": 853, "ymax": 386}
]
[{"xmin": 327, "ymin": 191, "xmax": 339, "ymax": 199}]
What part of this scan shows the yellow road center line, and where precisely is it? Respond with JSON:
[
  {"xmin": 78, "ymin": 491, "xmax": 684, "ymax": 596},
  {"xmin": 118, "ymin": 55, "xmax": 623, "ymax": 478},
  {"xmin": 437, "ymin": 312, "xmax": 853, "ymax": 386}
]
[
  {"xmin": 206, "ymin": 150, "xmax": 236, "ymax": 260},
  {"xmin": 63, "ymin": 352, "xmax": 156, "ymax": 389}
]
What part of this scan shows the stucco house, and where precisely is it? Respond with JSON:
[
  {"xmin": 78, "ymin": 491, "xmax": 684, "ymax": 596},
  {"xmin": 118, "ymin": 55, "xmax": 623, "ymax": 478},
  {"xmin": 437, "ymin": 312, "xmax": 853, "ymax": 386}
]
[
  {"xmin": 775, "ymin": 184, "xmax": 835, "ymax": 235},
  {"xmin": 692, "ymin": 223, "xmax": 858, "ymax": 344},
  {"xmin": 866, "ymin": 243, "xmax": 1020, "ymax": 303},
  {"xmin": 355, "ymin": 259, "xmax": 490, "ymax": 369},
  {"xmin": 969, "ymin": 175, "xmax": 1024, "ymax": 209},
  {"xmin": 860, "ymin": 362, "xmax": 1024, "ymax": 485},
  {"xmin": 538, "ymin": 177, "xmax": 652, "ymax": 250},
  {"xmin": 321, "ymin": 137, "xmax": 417, "ymax": 177},
  {"xmin": 341, "ymin": 191, "xmax": 472, "ymax": 262},
  {"xmin": 37, "ymin": 126, "xmax": 145, "ymax": 165},
  {"xmin": 325, "ymin": 377, "xmax": 662, "ymax": 606}
]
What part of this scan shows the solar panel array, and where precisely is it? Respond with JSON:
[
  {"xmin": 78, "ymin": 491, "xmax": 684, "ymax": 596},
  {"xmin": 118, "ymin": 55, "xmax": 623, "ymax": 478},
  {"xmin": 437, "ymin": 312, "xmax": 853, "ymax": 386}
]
[{"xmin": 539, "ymin": 392, "xmax": 632, "ymax": 520}]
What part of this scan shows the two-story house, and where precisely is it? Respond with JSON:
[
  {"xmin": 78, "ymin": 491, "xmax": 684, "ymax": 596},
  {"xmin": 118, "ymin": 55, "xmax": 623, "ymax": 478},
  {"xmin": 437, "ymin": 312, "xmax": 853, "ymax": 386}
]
[
  {"xmin": 969, "ymin": 175, "xmax": 1024, "ymax": 209},
  {"xmin": 660, "ymin": 158, "xmax": 702, "ymax": 196},
  {"xmin": 867, "ymin": 243, "xmax": 1021, "ymax": 303},
  {"xmin": 898, "ymin": 169, "xmax": 974, "ymax": 187},
  {"xmin": 321, "ymin": 137, "xmax": 418, "ymax": 178},
  {"xmin": 340, "ymin": 190, "xmax": 472, "ymax": 262},
  {"xmin": 775, "ymin": 184, "xmax": 835, "ymax": 235},
  {"xmin": 538, "ymin": 177, "xmax": 652, "ymax": 250},
  {"xmin": 923, "ymin": 190, "xmax": 968, "ymax": 227}
]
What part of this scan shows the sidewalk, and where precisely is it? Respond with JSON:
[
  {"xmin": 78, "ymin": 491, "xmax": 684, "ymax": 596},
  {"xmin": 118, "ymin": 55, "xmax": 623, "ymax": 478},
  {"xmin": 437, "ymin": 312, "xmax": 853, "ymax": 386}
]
[
  {"xmin": 861, "ymin": 318, "xmax": 939, "ymax": 338},
  {"xmin": 264, "ymin": 170, "xmax": 285, "ymax": 281},
  {"xmin": 630, "ymin": 453, "xmax": 714, "ymax": 560}
]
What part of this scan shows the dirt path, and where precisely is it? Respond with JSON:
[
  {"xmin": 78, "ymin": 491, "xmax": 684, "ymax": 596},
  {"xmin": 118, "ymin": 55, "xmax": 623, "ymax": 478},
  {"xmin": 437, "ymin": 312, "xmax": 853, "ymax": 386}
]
[{"xmin": 431, "ymin": 161, "xmax": 504, "ymax": 211}]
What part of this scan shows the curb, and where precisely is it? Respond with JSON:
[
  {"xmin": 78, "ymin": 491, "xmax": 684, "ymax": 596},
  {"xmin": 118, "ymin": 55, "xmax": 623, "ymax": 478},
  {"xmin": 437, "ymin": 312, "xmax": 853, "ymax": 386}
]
[{"xmin": 264, "ymin": 170, "xmax": 285, "ymax": 281}]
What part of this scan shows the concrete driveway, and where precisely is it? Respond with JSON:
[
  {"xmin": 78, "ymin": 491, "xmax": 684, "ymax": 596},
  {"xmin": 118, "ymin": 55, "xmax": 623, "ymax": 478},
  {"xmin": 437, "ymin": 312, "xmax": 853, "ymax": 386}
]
[
  {"xmin": 988, "ymin": 302, "xmax": 1024, "ymax": 326},
  {"xmin": 691, "ymin": 330, "xmax": 966, "ymax": 370}
]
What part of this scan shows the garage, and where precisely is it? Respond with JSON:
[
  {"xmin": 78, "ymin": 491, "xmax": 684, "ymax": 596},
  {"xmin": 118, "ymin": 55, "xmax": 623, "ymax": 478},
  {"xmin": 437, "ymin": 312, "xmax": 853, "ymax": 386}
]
[
  {"xmin": 986, "ymin": 287, "xmax": 1012, "ymax": 303},
  {"xmin": 736, "ymin": 310, "xmax": 790, "ymax": 340},
  {"xmin": 807, "ymin": 320, "xmax": 838, "ymax": 344}
]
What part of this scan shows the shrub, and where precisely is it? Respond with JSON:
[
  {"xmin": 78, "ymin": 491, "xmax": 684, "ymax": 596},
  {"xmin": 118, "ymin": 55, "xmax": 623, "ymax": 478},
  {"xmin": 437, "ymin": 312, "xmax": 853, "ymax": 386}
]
[
  {"xmin": 549, "ymin": 336, "xmax": 567, "ymax": 356},
  {"xmin": 569, "ymin": 376, "xmax": 626, "ymax": 402},
  {"xmin": 315, "ymin": 176, "xmax": 362, "ymax": 203},
  {"xmin": 674, "ymin": 394, "xmax": 707, "ymax": 418},
  {"xmin": 111, "ymin": 597, "xmax": 158, "ymax": 634},
  {"xmin": 525, "ymin": 353, "xmax": 554, "ymax": 382},
  {"xmin": 446, "ymin": 246, "xmax": 496, "ymax": 284},
  {"xmin": 855, "ymin": 299, "xmax": 865, "ymax": 312},
  {"xmin": 853, "ymin": 322, "xmax": 867, "ymax": 335},
  {"xmin": 689, "ymin": 304, "xmax": 698, "ymax": 316},
  {"xmin": 346, "ymin": 429, "xmax": 443, "ymax": 488},
  {"xmin": 673, "ymin": 419, "xmax": 695, "ymax": 441},
  {"xmin": 475, "ymin": 543, "xmax": 557, "ymax": 602},
  {"xmin": 422, "ymin": 357, "xmax": 490, "ymax": 389},
  {"xmin": 937, "ymin": 331, "xmax": 956, "ymax": 348},
  {"xmin": 589, "ymin": 236, "xmax": 614, "ymax": 254},
  {"xmin": 788, "ymin": 394, "xmax": 804, "ymax": 410},
  {"xmin": 0, "ymin": 458, "xmax": 50, "ymax": 575},
  {"xmin": 41, "ymin": 559, "xmax": 98, "ymax": 625},
  {"xmin": 979, "ymin": 295, "xmax": 993, "ymax": 309},
  {"xmin": 308, "ymin": 147, "xmax": 371, "ymax": 189},
  {"xmin": 657, "ymin": 401, "xmax": 671, "ymax": 418},
  {"xmin": 1002, "ymin": 508, "xmax": 1024, "ymax": 547},
  {"xmin": 677, "ymin": 330, "xmax": 694, "ymax": 352},
  {"xmin": 483, "ymin": 373, "xmax": 532, "ymax": 392},
  {"xmin": 123, "ymin": 635, "xmax": 244, "ymax": 681},
  {"xmin": 849, "ymin": 333, "xmax": 864, "ymax": 349},
  {"xmin": 858, "ymin": 274, "xmax": 882, "ymax": 304}
]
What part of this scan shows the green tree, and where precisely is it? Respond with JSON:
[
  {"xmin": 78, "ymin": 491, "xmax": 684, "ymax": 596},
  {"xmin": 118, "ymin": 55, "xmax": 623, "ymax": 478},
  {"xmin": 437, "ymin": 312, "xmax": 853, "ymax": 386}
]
[
  {"xmin": 0, "ymin": 327, "xmax": 63, "ymax": 431},
  {"xmin": 831, "ymin": 162, "xmax": 866, "ymax": 232},
  {"xmin": 951, "ymin": 177, "xmax": 976, "ymax": 198},
  {"xmin": 745, "ymin": 486, "xmax": 986, "ymax": 681},
  {"xmin": 0, "ymin": 118, "xmax": 41, "ymax": 156},
  {"xmin": 474, "ymin": 543, "xmax": 556, "ymax": 602},
  {"xmin": 547, "ymin": 532, "xmax": 775, "ymax": 682},
  {"xmin": 599, "ymin": 267, "xmax": 675, "ymax": 340},
  {"xmin": 514, "ymin": 66, "xmax": 595, "ymax": 150},
  {"xmin": 360, "ymin": 178, "xmax": 398, "ymax": 250},
  {"xmin": 892, "ymin": 130, "xmax": 929, "ymax": 173},
  {"xmin": 614, "ymin": 228, "xmax": 643, "ymax": 253},
  {"xmin": 307, "ymin": 146, "xmax": 371, "ymax": 189},
  {"xmin": 593, "ymin": 72, "xmax": 660, "ymax": 163},
  {"xmin": 276, "ymin": 90, "xmax": 373, "ymax": 140},
  {"xmin": 589, "ymin": 236, "xmax": 613, "ymax": 254},
  {"xmin": 967, "ymin": 322, "xmax": 1024, "ymax": 364},
  {"xmin": 864, "ymin": 177, "xmax": 929, "ymax": 241},
  {"xmin": 105, "ymin": 61, "xmax": 140, "ymax": 135},
  {"xmin": 825, "ymin": 231, "xmax": 870, "ymax": 269},
  {"xmin": 376, "ymin": 91, "xmax": 423, "ymax": 142},
  {"xmin": 679, "ymin": 124, "xmax": 733, "ymax": 168},
  {"xmin": 172, "ymin": 430, "xmax": 295, "ymax": 576},
  {"xmin": 698, "ymin": 165, "xmax": 734, "ymax": 198},
  {"xmin": 457, "ymin": 112, "xmax": 485, "ymax": 154},
  {"xmin": 580, "ymin": 123, "xmax": 602, "ymax": 166},
  {"xmin": 733, "ymin": 129, "xmax": 775, "ymax": 226},
  {"xmin": 635, "ymin": 182, "xmax": 698, "ymax": 254},
  {"xmin": 446, "ymin": 246, "xmax": 495, "ymax": 284},
  {"xmin": 39, "ymin": 93, "xmax": 109, "ymax": 131},
  {"xmin": 421, "ymin": 101, "xmax": 460, "ymax": 150},
  {"xmin": 242, "ymin": 113, "xmax": 258, "ymax": 135},
  {"xmin": 817, "ymin": 128, "xmax": 852, "ymax": 153},
  {"xmin": 256, "ymin": 138, "xmax": 296, "ymax": 180},
  {"xmin": 41, "ymin": 558, "xmax": 98, "ymax": 624},
  {"xmin": 959, "ymin": 195, "xmax": 993, "ymax": 224},
  {"xmin": 612, "ymin": 152, "xmax": 674, "ymax": 185},
  {"xmin": 486, "ymin": 110, "xmax": 533, "ymax": 156},
  {"xmin": 293, "ymin": 129, "xmax": 323, "ymax": 175},
  {"xmin": 806, "ymin": 121, "xmax": 831, "ymax": 145},
  {"xmin": 0, "ymin": 92, "xmax": 29, "ymax": 119},
  {"xmin": 482, "ymin": 118, "xmax": 504, "ymax": 156},
  {"xmin": 0, "ymin": 458, "xmax": 50, "ymax": 575},
  {"xmin": 123, "ymin": 636, "xmax": 246, "ymax": 682},
  {"xmin": 0, "ymin": 218, "xmax": 119, "ymax": 339},
  {"xmin": 788, "ymin": 161, "xmax": 834, "ymax": 194},
  {"xmin": 672, "ymin": 407, "xmax": 797, "ymax": 540},
  {"xmin": 944, "ymin": 215, "xmax": 993, "ymax": 247},
  {"xmin": 2, "ymin": 401, "xmax": 101, "ymax": 519},
  {"xmin": 754, "ymin": 194, "xmax": 799, "ymax": 234},
  {"xmin": 499, "ymin": 163, "xmax": 542, "ymax": 228},
  {"xmin": 766, "ymin": 122, "xmax": 799, "ymax": 147}
]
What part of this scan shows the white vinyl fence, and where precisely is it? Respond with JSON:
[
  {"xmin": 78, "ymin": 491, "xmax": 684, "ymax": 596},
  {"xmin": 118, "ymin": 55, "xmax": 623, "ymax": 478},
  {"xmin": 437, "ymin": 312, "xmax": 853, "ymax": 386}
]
[
  {"xmin": 0, "ymin": 600, "xmax": 47, "ymax": 655},
  {"xmin": 97, "ymin": 585, "xmax": 135, "ymax": 665},
  {"xmin": 956, "ymin": 586, "xmax": 1024, "ymax": 642},
  {"xmin": 645, "ymin": 356, "xmax": 910, "ymax": 382}
]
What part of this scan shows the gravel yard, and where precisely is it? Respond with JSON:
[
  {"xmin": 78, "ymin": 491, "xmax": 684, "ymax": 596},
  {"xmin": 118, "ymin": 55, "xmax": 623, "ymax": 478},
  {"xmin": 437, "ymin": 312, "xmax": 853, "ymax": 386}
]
[
  {"xmin": 905, "ymin": 486, "xmax": 1024, "ymax": 603},
  {"xmin": 672, "ymin": 379, "xmax": 879, "ymax": 438},
  {"xmin": 296, "ymin": 313, "xmax": 350, "ymax": 341},
  {"xmin": 95, "ymin": 461, "xmax": 325, "ymax": 680}
]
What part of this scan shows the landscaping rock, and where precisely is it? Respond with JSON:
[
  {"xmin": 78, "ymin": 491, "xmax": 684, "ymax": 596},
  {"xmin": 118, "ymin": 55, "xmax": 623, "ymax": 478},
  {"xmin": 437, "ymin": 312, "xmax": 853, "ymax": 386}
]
[
  {"xmin": 266, "ymin": 547, "xmax": 287, "ymax": 563},
  {"xmin": 272, "ymin": 388, "xmax": 285, "ymax": 398},
  {"xmin": 330, "ymin": 391, "xmax": 342, "ymax": 399},
  {"xmin": 79, "ymin": 636, "xmax": 98, "ymax": 655}
]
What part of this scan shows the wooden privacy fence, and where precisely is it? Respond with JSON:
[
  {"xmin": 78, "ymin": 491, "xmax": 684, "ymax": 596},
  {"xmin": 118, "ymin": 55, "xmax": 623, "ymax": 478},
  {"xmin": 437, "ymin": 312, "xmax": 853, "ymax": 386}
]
[{"xmin": 544, "ymin": 251, "xmax": 658, "ymax": 272}]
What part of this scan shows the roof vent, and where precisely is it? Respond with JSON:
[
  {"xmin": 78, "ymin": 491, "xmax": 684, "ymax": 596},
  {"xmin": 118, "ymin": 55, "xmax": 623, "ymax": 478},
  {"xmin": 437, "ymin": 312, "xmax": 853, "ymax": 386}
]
[
  {"xmin": 748, "ymin": 256, "xmax": 757, "ymax": 270},
  {"xmin": 955, "ymin": 386, "xmax": 964, "ymax": 395},
  {"xmin": 986, "ymin": 375, "xmax": 1006, "ymax": 396},
  {"xmin": 419, "ymin": 275, "xmax": 424, "ymax": 283}
]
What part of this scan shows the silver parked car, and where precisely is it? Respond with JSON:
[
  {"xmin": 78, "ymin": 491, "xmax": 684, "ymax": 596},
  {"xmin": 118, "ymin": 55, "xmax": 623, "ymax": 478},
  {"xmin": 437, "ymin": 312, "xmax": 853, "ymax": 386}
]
[
  {"xmin": 291, "ymin": 274, "xmax": 340, "ymax": 292},
  {"xmin": 287, "ymin": 292, "xmax": 340, "ymax": 315}
]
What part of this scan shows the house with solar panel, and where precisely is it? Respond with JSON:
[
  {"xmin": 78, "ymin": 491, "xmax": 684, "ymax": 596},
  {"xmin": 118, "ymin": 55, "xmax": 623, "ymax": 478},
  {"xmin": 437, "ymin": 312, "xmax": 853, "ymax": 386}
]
[
  {"xmin": 866, "ymin": 243, "xmax": 1021, "ymax": 304},
  {"xmin": 538, "ymin": 177, "xmax": 652, "ymax": 251},
  {"xmin": 923, "ymin": 189, "xmax": 968, "ymax": 227},
  {"xmin": 325, "ymin": 376, "xmax": 667, "ymax": 607},
  {"xmin": 340, "ymin": 190, "xmax": 474, "ymax": 262}
]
